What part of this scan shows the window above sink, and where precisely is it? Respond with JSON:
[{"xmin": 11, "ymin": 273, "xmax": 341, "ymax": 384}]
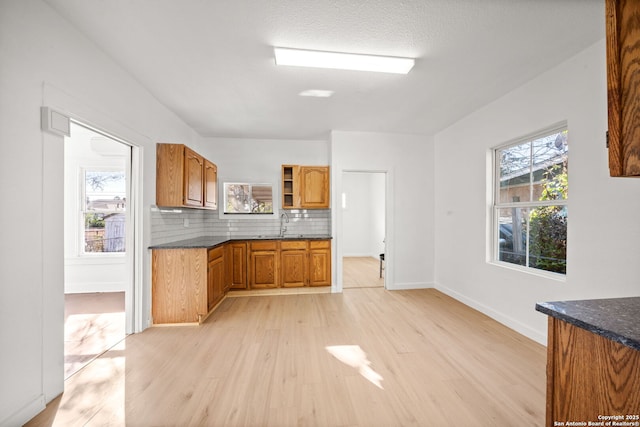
[{"xmin": 223, "ymin": 182, "xmax": 273, "ymax": 214}]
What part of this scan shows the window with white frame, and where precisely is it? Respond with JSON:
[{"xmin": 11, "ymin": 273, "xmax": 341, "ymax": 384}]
[
  {"xmin": 493, "ymin": 125, "xmax": 568, "ymax": 274},
  {"xmin": 82, "ymin": 169, "xmax": 126, "ymax": 254}
]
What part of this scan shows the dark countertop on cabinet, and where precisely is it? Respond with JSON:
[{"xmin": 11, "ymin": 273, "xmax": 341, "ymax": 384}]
[
  {"xmin": 149, "ymin": 234, "xmax": 332, "ymax": 250},
  {"xmin": 536, "ymin": 297, "xmax": 640, "ymax": 351}
]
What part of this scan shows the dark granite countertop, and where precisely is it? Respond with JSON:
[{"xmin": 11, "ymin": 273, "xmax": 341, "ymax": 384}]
[
  {"xmin": 149, "ymin": 234, "xmax": 332, "ymax": 250},
  {"xmin": 536, "ymin": 297, "xmax": 640, "ymax": 351}
]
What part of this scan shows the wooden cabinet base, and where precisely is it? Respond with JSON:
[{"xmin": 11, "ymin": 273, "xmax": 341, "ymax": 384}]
[
  {"xmin": 152, "ymin": 248, "xmax": 208, "ymax": 324},
  {"xmin": 152, "ymin": 239, "xmax": 331, "ymax": 324},
  {"xmin": 545, "ymin": 317, "xmax": 640, "ymax": 426}
]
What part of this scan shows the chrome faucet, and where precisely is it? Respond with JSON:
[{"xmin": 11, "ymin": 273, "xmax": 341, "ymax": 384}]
[{"xmin": 279, "ymin": 212, "xmax": 289, "ymax": 237}]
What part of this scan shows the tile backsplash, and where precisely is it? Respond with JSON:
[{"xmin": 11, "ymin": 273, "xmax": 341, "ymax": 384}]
[{"xmin": 150, "ymin": 207, "xmax": 331, "ymax": 245}]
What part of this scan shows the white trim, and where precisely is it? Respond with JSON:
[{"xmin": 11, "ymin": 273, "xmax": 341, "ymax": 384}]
[
  {"xmin": 435, "ymin": 283, "xmax": 547, "ymax": 345},
  {"xmin": 488, "ymin": 260, "xmax": 567, "ymax": 282},
  {"xmin": 388, "ymin": 281, "xmax": 433, "ymax": 291},
  {"xmin": 64, "ymin": 282, "xmax": 126, "ymax": 293},
  {"xmin": 334, "ymin": 169, "xmax": 391, "ymax": 293},
  {"xmin": 41, "ymin": 81, "xmax": 150, "ymax": 412},
  {"xmin": 342, "ymin": 253, "xmax": 380, "ymax": 258},
  {"xmin": 0, "ymin": 395, "xmax": 45, "ymax": 427},
  {"xmin": 130, "ymin": 145, "xmax": 144, "ymax": 332},
  {"xmin": 491, "ymin": 123, "xmax": 568, "ymax": 275}
]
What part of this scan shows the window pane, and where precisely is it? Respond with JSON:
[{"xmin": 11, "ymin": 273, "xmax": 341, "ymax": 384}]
[
  {"xmin": 224, "ymin": 183, "xmax": 274, "ymax": 214},
  {"xmin": 225, "ymin": 184, "xmax": 251, "ymax": 213},
  {"xmin": 498, "ymin": 142, "xmax": 532, "ymax": 203},
  {"xmin": 531, "ymin": 130, "xmax": 568, "ymax": 202},
  {"xmin": 84, "ymin": 170, "xmax": 126, "ymax": 253},
  {"xmin": 497, "ymin": 207, "xmax": 528, "ymax": 267},
  {"xmin": 250, "ymin": 185, "xmax": 273, "ymax": 213},
  {"xmin": 529, "ymin": 205, "xmax": 567, "ymax": 274}
]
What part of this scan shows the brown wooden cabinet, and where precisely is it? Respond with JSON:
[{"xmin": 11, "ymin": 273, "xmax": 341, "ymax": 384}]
[
  {"xmin": 280, "ymin": 240, "xmax": 307, "ymax": 287},
  {"xmin": 308, "ymin": 240, "xmax": 331, "ymax": 286},
  {"xmin": 249, "ymin": 239, "xmax": 331, "ymax": 289},
  {"xmin": 184, "ymin": 146, "xmax": 204, "ymax": 207},
  {"xmin": 152, "ymin": 239, "xmax": 331, "ymax": 323},
  {"xmin": 156, "ymin": 143, "xmax": 218, "ymax": 209},
  {"xmin": 226, "ymin": 241, "xmax": 247, "ymax": 290},
  {"xmin": 207, "ymin": 247, "xmax": 225, "ymax": 311},
  {"xmin": 204, "ymin": 159, "xmax": 218, "ymax": 209},
  {"xmin": 281, "ymin": 165, "xmax": 330, "ymax": 209},
  {"xmin": 606, "ymin": 0, "xmax": 640, "ymax": 176},
  {"xmin": 152, "ymin": 248, "xmax": 208, "ymax": 324},
  {"xmin": 300, "ymin": 166, "xmax": 330, "ymax": 208},
  {"xmin": 249, "ymin": 241, "xmax": 279, "ymax": 289},
  {"xmin": 544, "ymin": 317, "xmax": 640, "ymax": 426}
]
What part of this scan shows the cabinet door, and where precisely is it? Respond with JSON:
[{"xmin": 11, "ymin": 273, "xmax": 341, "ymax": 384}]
[
  {"xmin": 227, "ymin": 242, "xmax": 247, "ymax": 290},
  {"xmin": 300, "ymin": 166, "xmax": 330, "ymax": 208},
  {"xmin": 546, "ymin": 317, "xmax": 640, "ymax": 425},
  {"xmin": 156, "ymin": 143, "xmax": 185, "ymax": 207},
  {"xmin": 208, "ymin": 252, "xmax": 225, "ymax": 311},
  {"xmin": 309, "ymin": 241, "xmax": 331, "ymax": 286},
  {"xmin": 152, "ymin": 248, "xmax": 207, "ymax": 324},
  {"xmin": 281, "ymin": 250, "xmax": 307, "ymax": 287},
  {"xmin": 606, "ymin": 0, "xmax": 640, "ymax": 176},
  {"xmin": 204, "ymin": 159, "xmax": 218, "ymax": 209},
  {"xmin": 184, "ymin": 147, "xmax": 204, "ymax": 207},
  {"xmin": 250, "ymin": 247, "xmax": 278, "ymax": 289}
]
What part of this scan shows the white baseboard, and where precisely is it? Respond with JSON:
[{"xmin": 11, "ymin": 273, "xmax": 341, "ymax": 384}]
[
  {"xmin": 434, "ymin": 283, "xmax": 547, "ymax": 345},
  {"xmin": 343, "ymin": 253, "xmax": 379, "ymax": 259},
  {"xmin": 64, "ymin": 282, "xmax": 125, "ymax": 294},
  {"xmin": 1, "ymin": 395, "xmax": 45, "ymax": 427},
  {"xmin": 388, "ymin": 281, "xmax": 433, "ymax": 291}
]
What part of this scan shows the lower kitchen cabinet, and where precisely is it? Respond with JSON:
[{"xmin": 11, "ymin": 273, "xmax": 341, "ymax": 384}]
[
  {"xmin": 249, "ymin": 241, "xmax": 279, "ymax": 289},
  {"xmin": 226, "ymin": 241, "xmax": 247, "ymax": 290},
  {"xmin": 152, "ymin": 238, "xmax": 331, "ymax": 324},
  {"xmin": 309, "ymin": 240, "xmax": 331, "ymax": 286},
  {"xmin": 207, "ymin": 246, "xmax": 225, "ymax": 311},
  {"xmin": 152, "ymin": 248, "xmax": 208, "ymax": 324},
  {"xmin": 280, "ymin": 241, "xmax": 307, "ymax": 287},
  {"xmin": 250, "ymin": 239, "xmax": 331, "ymax": 289}
]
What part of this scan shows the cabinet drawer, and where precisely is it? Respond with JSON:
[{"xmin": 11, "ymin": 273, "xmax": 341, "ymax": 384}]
[
  {"xmin": 250, "ymin": 241, "xmax": 278, "ymax": 251},
  {"xmin": 281, "ymin": 240, "xmax": 307, "ymax": 250},
  {"xmin": 208, "ymin": 246, "xmax": 224, "ymax": 261},
  {"xmin": 309, "ymin": 240, "xmax": 330, "ymax": 249}
]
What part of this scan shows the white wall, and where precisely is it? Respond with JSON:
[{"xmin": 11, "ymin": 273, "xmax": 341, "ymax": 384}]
[
  {"xmin": 342, "ymin": 172, "xmax": 385, "ymax": 257},
  {"xmin": 0, "ymin": 1, "xmax": 202, "ymax": 425},
  {"xmin": 434, "ymin": 38, "xmax": 640, "ymax": 345},
  {"xmin": 202, "ymin": 137, "xmax": 330, "ymax": 217},
  {"xmin": 331, "ymin": 131, "xmax": 434, "ymax": 291}
]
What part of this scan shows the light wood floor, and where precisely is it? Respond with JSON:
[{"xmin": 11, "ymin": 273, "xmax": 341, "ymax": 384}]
[
  {"xmin": 64, "ymin": 292, "xmax": 126, "ymax": 379},
  {"xmin": 28, "ymin": 288, "xmax": 546, "ymax": 426},
  {"xmin": 343, "ymin": 256, "xmax": 384, "ymax": 288}
]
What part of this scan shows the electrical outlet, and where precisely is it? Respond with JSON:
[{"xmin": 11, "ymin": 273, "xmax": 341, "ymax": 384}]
[{"xmin": 183, "ymin": 218, "xmax": 189, "ymax": 227}]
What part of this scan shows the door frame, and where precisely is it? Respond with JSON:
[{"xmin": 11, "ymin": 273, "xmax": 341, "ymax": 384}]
[
  {"xmin": 334, "ymin": 168, "xmax": 392, "ymax": 292},
  {"xmin": 67, "ymin": 119, "xmax": 142, "ymax": 334}
]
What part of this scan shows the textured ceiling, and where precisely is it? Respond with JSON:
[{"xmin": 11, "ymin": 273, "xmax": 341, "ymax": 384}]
[{"xmin": 44, "ymin": 0, "xmax": 604, "ymax": 140}]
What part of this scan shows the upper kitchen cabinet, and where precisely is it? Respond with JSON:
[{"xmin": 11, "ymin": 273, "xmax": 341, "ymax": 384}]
[
  {"xmin": 204, "ymin": 159, "xmax": 218, "ymax": 209},
  {"xmin": 281, "ymin": 165, "xmax": 330, "ymax": 209},
  {"xmin": 606, "ymin": 0, "xmax": 640, "ymax": 177},
  {"xmin": 156, "ymin": 143, "xmax": 218, "ymax": 209}
]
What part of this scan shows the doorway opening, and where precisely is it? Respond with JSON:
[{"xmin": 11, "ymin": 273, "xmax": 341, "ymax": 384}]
[
  {"xmin": 341, "ymin": 171, "xmax": 386, "ymax": 289},
  {"xmin": 63, "ymin": 122, "xmax": 132, "ymax": 378}
]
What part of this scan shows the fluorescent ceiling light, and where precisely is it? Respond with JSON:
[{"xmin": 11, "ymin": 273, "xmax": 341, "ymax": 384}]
[
  {"xmin": 274, "ymin": 47, "xmax": 415, "ymax": 74},
  {"xmin": 299, "ymin": 89, "xmax": 334, "ymax": 98}
]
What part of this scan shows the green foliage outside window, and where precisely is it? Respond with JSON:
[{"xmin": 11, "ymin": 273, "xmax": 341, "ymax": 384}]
[
  {"xmin": 85, "ymin": 212, "xmax": 105, "ymax": 228},
  {"xmin": 529, "ymin": 163, "xmax": 568, "ymax": 274}
]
